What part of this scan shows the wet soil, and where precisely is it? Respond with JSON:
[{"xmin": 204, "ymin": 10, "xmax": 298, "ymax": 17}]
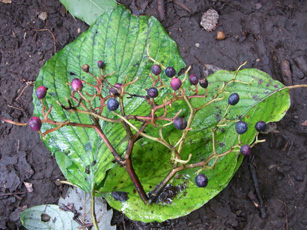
[{"xmin": 0, "ymin": 0, "xmax": 306, "ymax": 229}]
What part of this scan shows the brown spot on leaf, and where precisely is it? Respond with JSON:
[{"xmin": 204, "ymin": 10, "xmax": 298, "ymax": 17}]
[
  {"xmin": 258, "ymin": 79, "xmax": 263, "ymax": 85},
  {"xmin": 111, "ymin": 191, "xmax": 129, "ymax": 202}
]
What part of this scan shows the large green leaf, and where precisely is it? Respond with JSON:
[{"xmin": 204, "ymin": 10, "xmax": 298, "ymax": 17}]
[
  {"xmin": 60, "ymin": 0, "xmax": 117, "ymax": 25},
  {"xmin": 34, "ymin": 4, "xmax": 290, "ymax": 223},
  {"xmin": 33, "ymin": 5, "xmax": 185, "ymax": 193},
  {"xmin": 99, "ymin": 68, "xmax": 290, "ymax": 222}
]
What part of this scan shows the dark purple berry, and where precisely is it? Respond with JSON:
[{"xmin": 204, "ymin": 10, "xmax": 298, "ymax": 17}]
[
  {"xmin": 189, "ymin": 74, "xmax": 198, "ymax": 85},
  {"xmin": 97, "ymin": 60, "xmax": 104, "ymax": 69},
  {"xmin": 240, "ymin": 145, "xmax": 251, "ymax": 156},
  {"xmin": 173, "ymin": 117, "xmax": 187, "ymax": 130},
  {"xmin": 109, "ymin": 87, "xmax": 119, "ymax": 96},
  {"xmin": 36, "ymin": 86, "xmax": 48, "ymax": 99},
  {"xmin": 165, "ymin": 67, "xmax": 176, "ymax": 78},
  {"xmin": 151, "ymin": 65, "xmax": 162, "ymax": 75},
  {"xmin": 147, "ymin": 87, "xmax": 159, "ymax": 98},
  {"xmin": 107, "ymin": 98, "xmax": 119, "ymax": 111},
  {"xmin": 228, "ymin": 93, "xmax": 240, "ymax": 105},
  {"xmin": 71, "ymin": 78, "xmax": 83, "ymax": 91},
  {"xmin": 195, "ymin": 174, "xmax": 208, "ymax": 187},
  {"xmin": 82, "ymin": 64, "xmax": 89, "ymax": 73},
  {"xmin": 114, "ymin": 83, "xmax": 122, "ymax": 88},
  {"xmin": 255, "ymin": 121, "xmax": 267, "ymax": 132},
  {"xmin": 28, "ymin": 117, "xmax": 42, "ymax": 131},
  {"xmin": 235, "ymin": 121, "xmax": 248, "ymax": 134},
  {"xmin": 170, "ymin": 77, "xmax": 182, "ymax": 91},
  {"xmin": 199, "ymin": 78, "xmax": 208, "ymax": 88}
]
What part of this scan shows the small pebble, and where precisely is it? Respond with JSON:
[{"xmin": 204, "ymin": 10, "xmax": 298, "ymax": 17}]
[
  {"xmin": 217, "ymin": 31, "xmax": 226, "ymax": 40},
  {"xmin": 255, "ymin": 3, "xmax": 262, "ymax": 9},
  {"xmin": 38, "ymin": 12, "xmax": 48, "ymax": 21},
  {"xmin": 195, "ymin": 43, "xmax": 200, "ymax": 47}
]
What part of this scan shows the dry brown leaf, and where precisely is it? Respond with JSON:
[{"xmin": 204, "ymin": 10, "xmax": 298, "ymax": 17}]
[
  {"xmin": 23, "ymin": 182, "xmax": 33, "ymax": 193},
  {"xmin": 0, "ymin": 0, "xmax": 12, "ymax": 3},
  {"xmin": 301, "ymin": 120, "xmax": 307, "ymax": 126}
]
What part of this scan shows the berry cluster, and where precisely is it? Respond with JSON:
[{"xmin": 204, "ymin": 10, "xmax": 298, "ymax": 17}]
[
  {"xmin": 226, "ymin": 93, "xmax": 267, "ymax": 157},
  {"xmin": 1, "ymin": 56, "xmax": 269, "ymax": 202}
]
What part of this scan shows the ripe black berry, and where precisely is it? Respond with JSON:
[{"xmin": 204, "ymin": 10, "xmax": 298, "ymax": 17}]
[
  {"xmin": 228, "ymin": 93, "xmax": 240, "ymax": 105},
  {"xmin": 71, "ymin": 78, "xmax": 83, "ymax": 91},
  {"xmin": 235, "ymin": 121, "xmax": 248, "ymax": 134},
  {"xmin": 195, "ymin": 174, "xmax": 208, "ymax": 187},
  {"xmin": 240, "ymin": 145, "xmax": 251, "ymax": 156},
  {"xmin": 170, "ymin": 77, "xmax": 182, "ymax": 91},
  {"xmin": 151, "ymin": 65, "xmax": 162, "ymax": 75},
  {"xmin": 199, "ymin": 78, "xmax": 208, "ymax": 88},
  {"xmin": 255, "ymin": 121, "xmax": 267, "ymax": 132},
  {"xmin": 107, "ymin": 98, "xmax": 119, "ymax": 111},
  {"xmin": 173, "ymin": 117, "xmax": 187, "ymax": 130},
  {"xmin": 28, "ymin": 117, "xmax": 42, "ymax": 131},
  {"xmin": 165, "ymin": 67, "xmax": 176, "ymax": 78},
  {"xmin": 36, "ymin": 86, "xmax": 48, "ymax": 99},
  {"xmin": 97, "ymin": 60, "xmax": 104, "ymax": 69},
  {"xmin": 109, "ymin": 87, "xmax": 119, "ymax": 96},
  {"xmin": 189, "ymin": 74, "xmax": 198, "ymax": 85},
  {"xmin": 82, "ymin": 64, "xmax": 89, "ymax": 72},
  {"xmin": 147, "ymin": 87, "xmax": 159, "ymax": 98}
]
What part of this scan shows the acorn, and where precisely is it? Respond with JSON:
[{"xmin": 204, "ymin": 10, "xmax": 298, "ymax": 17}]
[{"xmin": 217, "ymin": 31, "xmax": 226, "ymax": 40}]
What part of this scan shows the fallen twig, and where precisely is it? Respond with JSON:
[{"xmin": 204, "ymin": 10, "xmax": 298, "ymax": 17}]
[
  {"xmin": 0, "ymin": 191, "xmax": 25, "ymax": 197},
  {"xmin": 35, "ymin": 28, "xmax": 57, "ymax": 53},
  {"xmin": 15, "ymin": 81, "xmax": 34, "ymax": 101},
  {"xmin": 248, "ymin": 155, "xmax": 267, "ymax": 219},
  {"xmin": 174, "ymin": 0, "xmax": 191, "ymax": 13},
  {"xmin": 158, "ymin": 0, "xmax": 165, "ymax": 21}
]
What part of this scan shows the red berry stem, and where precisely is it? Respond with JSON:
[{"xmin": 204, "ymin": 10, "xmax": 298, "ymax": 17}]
[
  {"xmin": 125, "ymin": 156, "xmax": 149, "ymax": 204},
  {"xmin": 40, "ymin": 120, "xmax": 95, "ymax": 138},
  {"xmin": 93, "ymin": 120, "xmax": 125, "ymax": 167},
  {"xmin": 118, "ymin": 93, "xmax": 150, "ymax": 203},
  {"xmin": 0, "ymin": 118, "xmax": 28, "ymax": 126}
]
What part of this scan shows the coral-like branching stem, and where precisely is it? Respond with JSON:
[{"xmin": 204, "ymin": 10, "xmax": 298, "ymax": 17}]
[
  {"xmin": 93, "ymin": 121, "xmax": 125, "ymax": 166},
  {"xmin": 125, "ymin": 156, "xmax": 148, "ymax": 204}
]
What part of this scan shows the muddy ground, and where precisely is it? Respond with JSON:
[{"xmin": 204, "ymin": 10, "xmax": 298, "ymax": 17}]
[{"xmin": 0, "ymin": 0, "xmax": 306, "ymax": 229}]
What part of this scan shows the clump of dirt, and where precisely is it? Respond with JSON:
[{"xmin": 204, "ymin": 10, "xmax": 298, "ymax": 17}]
[{"xmin": 0, "ymin": 0, "xmax": 306, "ymax": 229}]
